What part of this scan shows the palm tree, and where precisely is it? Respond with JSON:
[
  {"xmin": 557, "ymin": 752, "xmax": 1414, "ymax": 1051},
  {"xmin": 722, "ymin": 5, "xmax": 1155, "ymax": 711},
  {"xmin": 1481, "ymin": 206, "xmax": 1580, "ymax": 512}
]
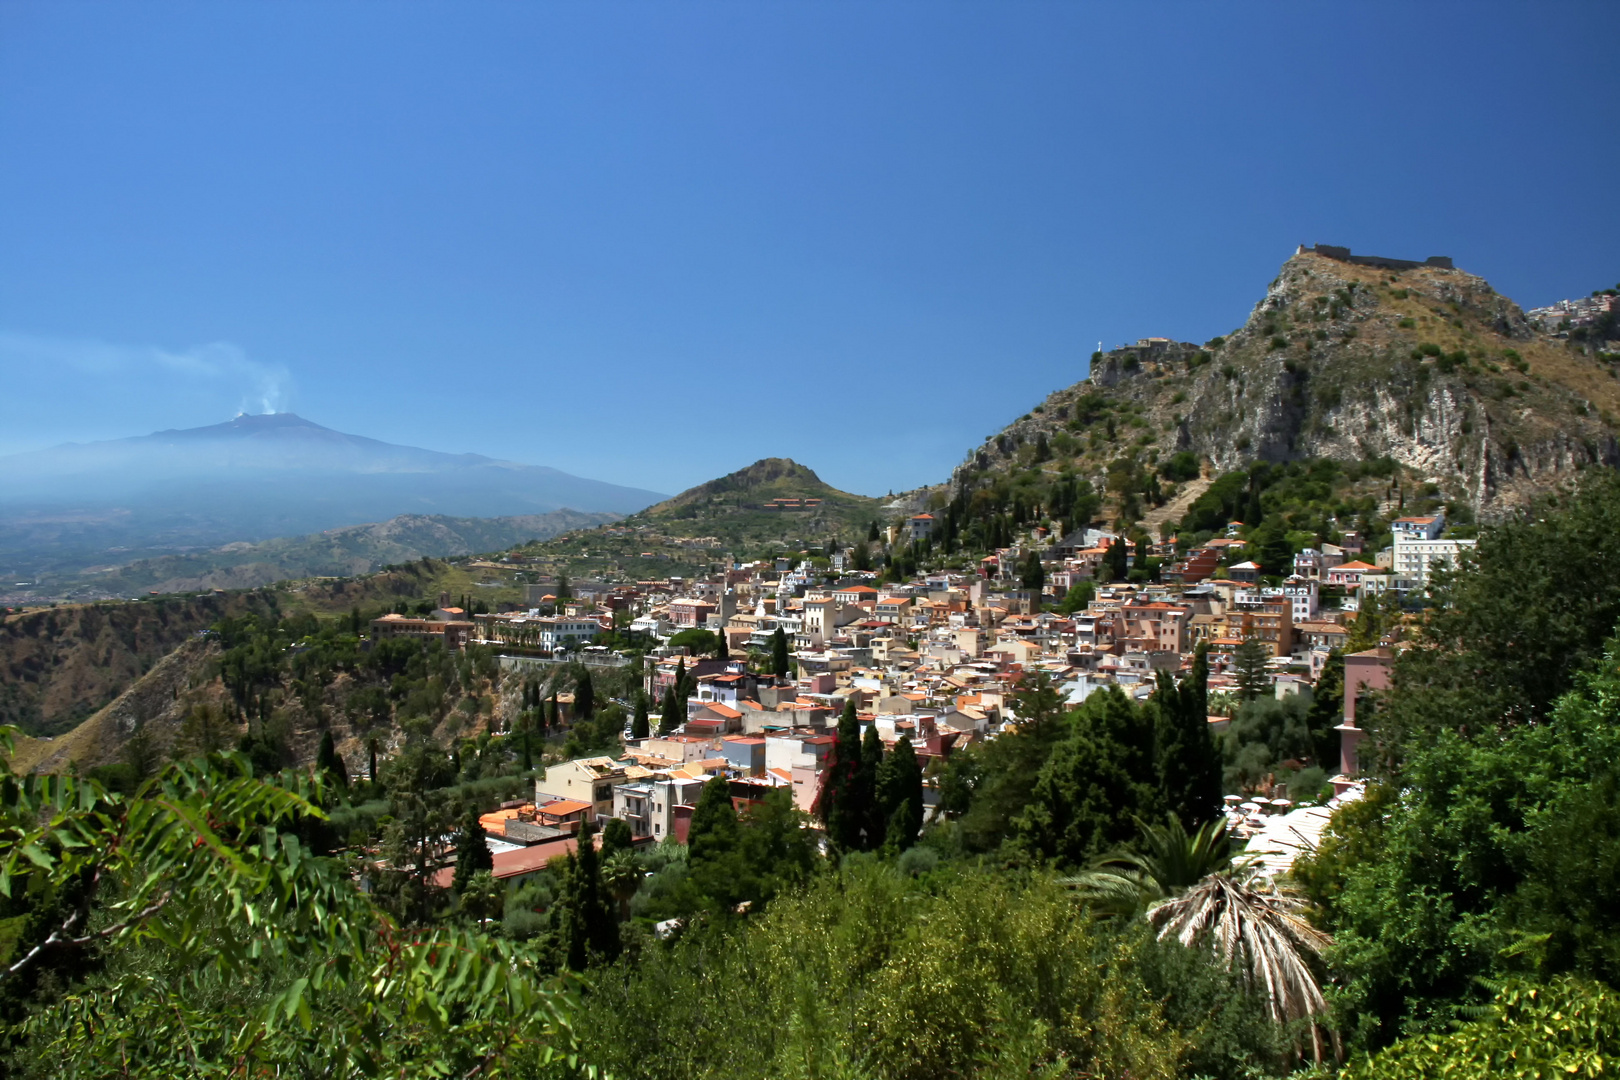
[
  {"xmin": 600, "ymin": 849, "xmax": 642, "ymax": 924},
  {"xmin": 1066, "ymin": 814, "xmax": 1233, "ymax": 917},
  {"xmin": 1148, "ymin": 871, "xmax": 1336, "ymax": 1063}
]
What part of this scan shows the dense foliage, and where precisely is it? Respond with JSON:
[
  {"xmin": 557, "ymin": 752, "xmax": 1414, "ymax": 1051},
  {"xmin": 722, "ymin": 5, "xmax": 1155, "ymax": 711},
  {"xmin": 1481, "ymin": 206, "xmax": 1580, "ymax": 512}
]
[{"xmin": 573, "ymin": 861, "xmax": 1285, "ymax": 1080}]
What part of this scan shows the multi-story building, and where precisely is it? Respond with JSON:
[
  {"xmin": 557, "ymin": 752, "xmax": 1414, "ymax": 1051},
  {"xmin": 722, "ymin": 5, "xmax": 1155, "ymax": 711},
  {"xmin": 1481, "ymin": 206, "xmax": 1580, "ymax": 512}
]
[
  {"xmin": 535, "ymin": 757, "xmax": 628, "ymax": 822},
  {"xmin": 612, "ymin": 775, "xmax": 708, "ymax": 841},
  {"xmin": 1393, "ymin": 534, "xmax": 1477, "ymax": 586},
  {"xmin": 1117, "ymin": 599, "xmax": 1191, "ymax": 654}
]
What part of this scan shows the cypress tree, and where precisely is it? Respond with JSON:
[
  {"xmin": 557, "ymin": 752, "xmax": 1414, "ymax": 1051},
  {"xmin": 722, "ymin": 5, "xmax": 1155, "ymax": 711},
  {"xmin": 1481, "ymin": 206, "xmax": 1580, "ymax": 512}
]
[
  {"xmin": 632, "ymin": 690, "xmax": 650, "ymax": 739},
  {"xmin": 771, "ymin": 627, "xmax": 790, "ymax": 679},
  {"xmin": 855, "ymin": 725, "xmax": 883, "ymax": 850},
  {"xmin": 575, "ymin": 669, "xmax": 595, "ymax": 721},
  {"xmin": 316, "ymin": 730, "xmax": 348, "ymax": 787},
  {"xmin": 1152, "ymin": 666, "xmax": 1222, "ymax": 829},
  {"xmin": 875, "ymin": 734, "xmax": 924, "ymax": 852},
  {"xmin": 1108, "ymin": 537, "xmax": 1129, "ymax": 582},
  {"xmin": 367, "ymin": 737, "xmax": 378, "ymax": 785},
  {"xmin": 660, "ymin": 683, "xmax": 680, "ymax": 735},
  {"xmin": 820, "ymin": 699, "xmax": 865, "ymax": 850},
  {"xmin": 685, "ymin": 776, "xmax": 746, "ymax": 913},
  {"xmin": 451, "ymin": 811, "xmax": 493, "ymax": 894},
  {"xmin": 559, "ymin": 820, "xmax": 617, "ymax": 967},
  {"xmin": 1305, "ymin": 649, "xmax": 1345, "ymax": 769},
  {"xmin": 548, "ymin": 691, "xmax": 560, "ymax": 732},
  {"xmin": 1021, "ymin": 549, "xmax": 1046, "ymax": 590}
]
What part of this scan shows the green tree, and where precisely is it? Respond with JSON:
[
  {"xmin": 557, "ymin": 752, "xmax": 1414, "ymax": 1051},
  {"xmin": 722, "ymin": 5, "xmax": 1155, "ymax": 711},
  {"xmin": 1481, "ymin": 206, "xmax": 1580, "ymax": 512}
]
[
  {"xmin": 1015, "ymin": 688, "xmax": 1162, "ymax": 866},
  {"xmin": 1372, "ymin": 469, "xmax": 1620, "ymax": 769},
  {"xmin": 1058, "ymin": 579, "xmax": 1096, "ymax": 615},
  {"xmin": 875, "ymin": 735, "xmax": 924, "ymax": 852},
  {"xmin": 631, "ymin": 690, "xmax": 650, "ymax": 740},
  {"xmin": 1152, "ymin": 663, "xmax": 1221, "ymax": 829},
  {"xmin": 770, "ymin": 626, "xmax": 790, "ymax": 679},
  {"xmin": 1303, "ymin": 642, "xmax": 1620, "ymax": 1047},
  {"xmin": 450, "ymin": 810, "xmax": 494, "ymax": 895},
  {"xmin": 1339, "ymin": 977, "xmax": 1620, "ymax": 1080},
  {"xmin": 315, "ymin": 729, "xmax": 348, "ymax": 788},
  {"xmin": 557, "ymin": 819, "xmax": 618, "ymax": 968},
  {"xmin": 574, "ymin": 669, "xmax": 595, "ymax": 721},
  {"xmin": 1106, "ymin": 536, "xmax": 1129, "ymax": 582},
  {"xmin": 600, "ymin": 816, "xmax": 634, "ymax": 861},
  {"xmin": 855, "ymin": 724, "xmax": 883, "ymax": 851},
  {"xmin": 667, "ymin": 627, "xmax": 719, "ymax": 655},
  {"xmin": 819, "ymin": 699, "xmax": 867, "ymax": 852},
  {"xmin": 683, "ymin": 776, "xmax": 745, "ymax": 913},
  {"xmin": 1020, "ymin": 549, "xmax": 1046, "ymax": 590},
  {"xmin": 1233, "ymin": 637, "xmax": 1272, "ymax": 701},
  {"xmin": 1304, "ymin": 649, "xmax": 1345, "ymax": 769},
  {"xmin": 0, "ymin": 742, "xmax": 589, "ymax": 1076},
  {"xmin": 661, "ymin": 684, "xmax": 682, "ymax": 734},
  {"xmin": 1069, "ymin": 813, "xmax": 1234, "ymax": 917}
]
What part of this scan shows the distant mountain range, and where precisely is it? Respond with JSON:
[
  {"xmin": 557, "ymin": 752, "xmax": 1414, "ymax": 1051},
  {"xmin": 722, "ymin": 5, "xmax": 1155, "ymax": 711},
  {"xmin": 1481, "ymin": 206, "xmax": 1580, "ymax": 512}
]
[
  {"xmin": 0, "ymin": 413, "xmax": 664, "ymax": 583},
  {"xmin": 56, "ymin": 510, "xmax": 617, "ymax": 600}
]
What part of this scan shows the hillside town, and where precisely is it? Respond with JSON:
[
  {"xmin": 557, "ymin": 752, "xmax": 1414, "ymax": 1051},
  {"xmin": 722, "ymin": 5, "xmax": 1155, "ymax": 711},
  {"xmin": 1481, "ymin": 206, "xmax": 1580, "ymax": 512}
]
[{"xmin": 370, "ymin": 506, "xmax": 1478, "ymax": 891}]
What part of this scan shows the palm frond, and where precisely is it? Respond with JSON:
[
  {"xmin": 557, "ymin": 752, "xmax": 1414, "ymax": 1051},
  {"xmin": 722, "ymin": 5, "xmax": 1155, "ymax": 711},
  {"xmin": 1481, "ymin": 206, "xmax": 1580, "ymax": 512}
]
[{"xmin": 1147, "ymin": 869, "xmax": 1336, "ymax": 1061}]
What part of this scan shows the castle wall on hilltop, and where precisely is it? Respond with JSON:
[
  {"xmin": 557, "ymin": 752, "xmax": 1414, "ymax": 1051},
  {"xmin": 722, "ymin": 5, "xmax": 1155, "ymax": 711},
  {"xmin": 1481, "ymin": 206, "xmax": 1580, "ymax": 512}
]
[{"xmin": 1304, "ymin": 244, "xmax": 1453, "ymax": 272}]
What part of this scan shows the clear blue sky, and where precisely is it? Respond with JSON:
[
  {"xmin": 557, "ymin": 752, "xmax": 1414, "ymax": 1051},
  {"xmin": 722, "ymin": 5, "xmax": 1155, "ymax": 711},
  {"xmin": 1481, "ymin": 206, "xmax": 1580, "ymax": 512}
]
[{"xmin": 2, "ymin": 2, "xmax": 1616, "ymax": 498}]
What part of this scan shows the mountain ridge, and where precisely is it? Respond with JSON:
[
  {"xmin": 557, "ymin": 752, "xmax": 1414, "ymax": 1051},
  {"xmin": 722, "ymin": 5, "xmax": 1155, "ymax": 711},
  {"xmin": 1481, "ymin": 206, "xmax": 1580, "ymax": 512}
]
[
  {"xmin": 945, "ymin": 248, "xmax": 1620, "ymax": 519},
  {"xmin": 0, "ymin": 413, "xmax": 665, "ymax": 581}
]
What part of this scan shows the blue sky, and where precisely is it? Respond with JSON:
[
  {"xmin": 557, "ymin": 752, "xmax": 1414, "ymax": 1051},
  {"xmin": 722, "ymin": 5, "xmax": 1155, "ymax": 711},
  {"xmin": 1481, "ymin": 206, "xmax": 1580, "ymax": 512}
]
[{"xmin": 1, "ymin": 2, "xmax": 1616, "ymax": 498}]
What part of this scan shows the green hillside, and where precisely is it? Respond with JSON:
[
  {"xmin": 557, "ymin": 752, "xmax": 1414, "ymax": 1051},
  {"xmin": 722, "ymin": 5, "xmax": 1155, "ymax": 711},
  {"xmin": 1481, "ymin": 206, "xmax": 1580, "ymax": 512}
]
[
  {"xmin": 23, "ymin": 509, "xmax": 613, "ymax": 603},
  {"xmin": 949, "ymin": 249, "xmax": 1619, "ymax": 522}
]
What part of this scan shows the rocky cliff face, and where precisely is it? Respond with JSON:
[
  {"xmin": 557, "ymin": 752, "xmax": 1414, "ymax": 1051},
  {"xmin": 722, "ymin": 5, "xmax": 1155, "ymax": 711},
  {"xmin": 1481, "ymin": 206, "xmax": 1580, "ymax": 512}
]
[{"xmin": 956, "ymin": 250, "xmax": 1620, "ymax": 517}]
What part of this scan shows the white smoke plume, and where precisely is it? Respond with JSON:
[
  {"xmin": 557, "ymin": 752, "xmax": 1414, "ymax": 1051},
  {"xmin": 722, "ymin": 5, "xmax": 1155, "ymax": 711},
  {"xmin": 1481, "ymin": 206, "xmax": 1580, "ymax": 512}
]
[{"xmin": 0, "ymin": 330, "xmax": 293, "ymax": 414}]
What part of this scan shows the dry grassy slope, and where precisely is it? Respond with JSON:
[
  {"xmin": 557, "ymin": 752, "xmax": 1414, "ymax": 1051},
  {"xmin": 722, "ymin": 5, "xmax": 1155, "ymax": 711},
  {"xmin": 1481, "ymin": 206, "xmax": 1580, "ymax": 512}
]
[
  {"xmin": 0, "ymin": 557, "xmax": 528, "ymax": 744},
  {"xmin": 954, "ymin": 250, "xmax": 1618, "ymax": 517},
  {"xmin": 5, "ymin": 636, "xmax": 228, "ymax": 774},
  {"xmin": 0, "ymin": 590, "xmax": 279, "ymax": 738}
]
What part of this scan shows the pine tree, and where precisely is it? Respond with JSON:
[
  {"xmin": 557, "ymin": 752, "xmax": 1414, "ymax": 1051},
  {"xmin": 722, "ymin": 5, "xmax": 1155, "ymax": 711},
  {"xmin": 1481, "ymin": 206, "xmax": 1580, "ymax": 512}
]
[
  {"xmin": 771, "ymin": 627, "xmax": 790, "ymax": 679},
  {"xmin": 451, "ymin": 811, "xmax": 494, "ymax": 895},
  {"xmin": 1234, "ymin": 636, "xmax": 1273, "ymax": 701},
  {"xmin": 875, "ymin": 735, "xmax": 924, "ymax": 852},
  {"xmin": 632, "ymin": 691, "xmax": 650, "ymax": 739}
]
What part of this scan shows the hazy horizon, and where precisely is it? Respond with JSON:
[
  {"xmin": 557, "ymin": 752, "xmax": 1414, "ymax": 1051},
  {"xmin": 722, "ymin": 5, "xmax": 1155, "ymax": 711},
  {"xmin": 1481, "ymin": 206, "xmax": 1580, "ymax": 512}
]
[{"xmin": 2, "ymin": 2, "xmax": 1616, "ymax": 497}]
